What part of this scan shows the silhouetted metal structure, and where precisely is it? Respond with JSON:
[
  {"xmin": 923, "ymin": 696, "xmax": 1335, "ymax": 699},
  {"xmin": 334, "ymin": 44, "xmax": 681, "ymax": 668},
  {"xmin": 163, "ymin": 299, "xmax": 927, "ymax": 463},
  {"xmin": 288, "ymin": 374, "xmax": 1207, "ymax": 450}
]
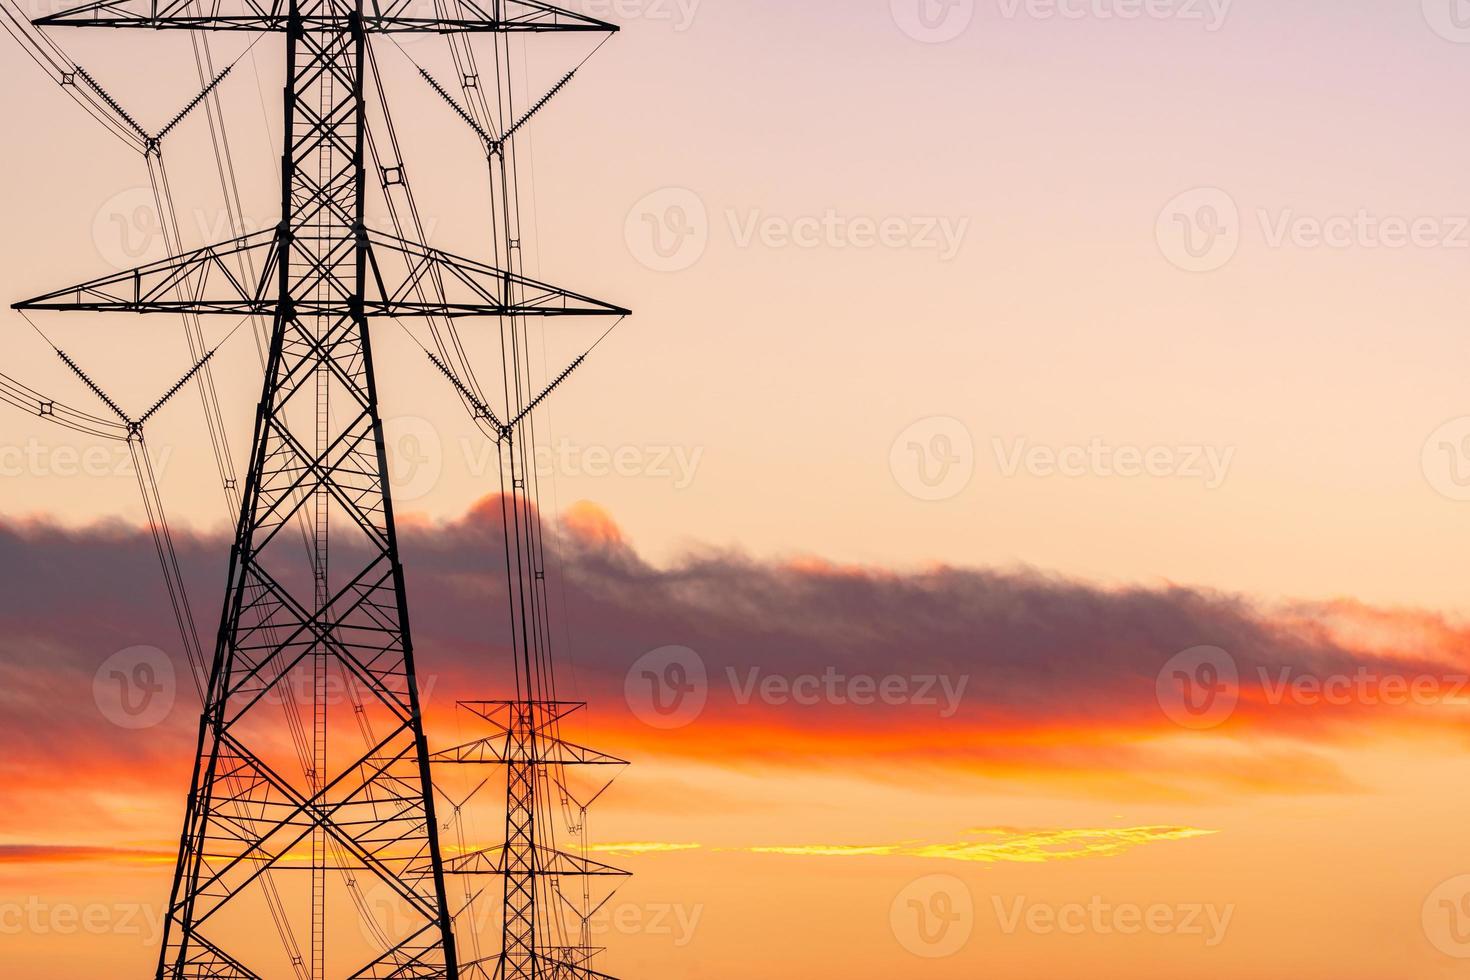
[{"xmin": 8, "ymin": 0, "xmax": 630, "ymax": 976}]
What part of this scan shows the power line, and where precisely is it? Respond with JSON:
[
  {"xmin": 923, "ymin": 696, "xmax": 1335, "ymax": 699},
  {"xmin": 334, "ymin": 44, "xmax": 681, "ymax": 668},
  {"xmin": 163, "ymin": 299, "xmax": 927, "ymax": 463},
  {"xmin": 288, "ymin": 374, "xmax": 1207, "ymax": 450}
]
[{"xmin": 5, "ymin": 2, "xmax": 634, "ymax": 978}]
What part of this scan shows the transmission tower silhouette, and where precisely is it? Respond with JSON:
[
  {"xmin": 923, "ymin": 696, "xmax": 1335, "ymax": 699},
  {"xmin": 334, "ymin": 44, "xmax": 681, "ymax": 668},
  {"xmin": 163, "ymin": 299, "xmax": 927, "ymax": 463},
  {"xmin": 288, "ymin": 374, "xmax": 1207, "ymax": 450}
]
[{"xmin": 6, "ymin": 0, "xmax": 632, "ymax": 977}]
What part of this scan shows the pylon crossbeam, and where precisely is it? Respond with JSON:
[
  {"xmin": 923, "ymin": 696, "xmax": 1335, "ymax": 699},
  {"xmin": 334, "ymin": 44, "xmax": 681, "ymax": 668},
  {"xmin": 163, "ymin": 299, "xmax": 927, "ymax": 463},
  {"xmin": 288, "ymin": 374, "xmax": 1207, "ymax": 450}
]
[
  {"xmin": 35, "ymin": 0, "xmax": 617, "ymax": 32},
  {"xmin": 429, "ymin": 845, "xmax": 630, "ymax": 878},
  {"xmin": 14, "ymin": 230, "xmax": 628, "ymax": 319}
]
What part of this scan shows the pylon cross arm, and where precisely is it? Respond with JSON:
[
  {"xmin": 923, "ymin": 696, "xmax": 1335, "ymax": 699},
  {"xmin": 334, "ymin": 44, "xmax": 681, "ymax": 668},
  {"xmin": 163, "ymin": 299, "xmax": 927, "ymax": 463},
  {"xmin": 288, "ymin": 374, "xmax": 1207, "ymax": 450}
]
[
  {"xmin": 13, "ymin": 229, "xmax": 629, "ymax": 319},
  {"xmin": 34, "ymin": 0, "xmax": 618, "ymax": 33}
]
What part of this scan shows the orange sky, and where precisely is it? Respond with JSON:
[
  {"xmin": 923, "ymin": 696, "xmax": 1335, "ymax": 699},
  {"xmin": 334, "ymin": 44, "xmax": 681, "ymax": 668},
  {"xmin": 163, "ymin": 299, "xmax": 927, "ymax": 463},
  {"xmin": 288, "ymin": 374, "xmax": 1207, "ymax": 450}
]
[{"xmin": 6, "ymin": 1, "xmax": 1470, "ymax": 978}]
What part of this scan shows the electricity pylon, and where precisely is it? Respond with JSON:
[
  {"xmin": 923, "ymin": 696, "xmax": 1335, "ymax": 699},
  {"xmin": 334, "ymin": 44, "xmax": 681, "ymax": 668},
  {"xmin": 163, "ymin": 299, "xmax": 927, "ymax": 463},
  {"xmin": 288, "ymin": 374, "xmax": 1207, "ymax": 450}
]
[{"xmin": 13, "ymin": 0, "xmax": 628, "ymax": 976}]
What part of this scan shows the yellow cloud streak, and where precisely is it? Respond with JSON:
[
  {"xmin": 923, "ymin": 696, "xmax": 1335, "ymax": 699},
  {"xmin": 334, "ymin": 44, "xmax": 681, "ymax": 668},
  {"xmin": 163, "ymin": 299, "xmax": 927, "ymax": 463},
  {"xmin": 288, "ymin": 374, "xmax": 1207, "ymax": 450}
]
[
  {"xmin": 745, "ymin": 826, "xmax": 1216, "ymax": 864},
  {"xmin": 586, "ymin": 842, "xmax": 705, "ymax": 855}
]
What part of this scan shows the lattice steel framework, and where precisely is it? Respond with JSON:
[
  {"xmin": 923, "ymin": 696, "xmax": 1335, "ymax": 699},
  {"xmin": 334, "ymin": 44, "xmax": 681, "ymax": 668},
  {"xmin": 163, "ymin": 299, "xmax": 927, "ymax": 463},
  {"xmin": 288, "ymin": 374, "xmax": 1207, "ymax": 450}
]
[{"xmin": 12, "ymin": 0, "xmax": 628, "ymax": 977}]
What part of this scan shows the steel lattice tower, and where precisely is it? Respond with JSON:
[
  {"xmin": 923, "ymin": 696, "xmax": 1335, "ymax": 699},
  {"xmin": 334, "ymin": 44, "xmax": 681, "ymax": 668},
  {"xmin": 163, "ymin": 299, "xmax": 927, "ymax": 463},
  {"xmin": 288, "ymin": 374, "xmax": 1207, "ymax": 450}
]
[{"xmin": 12, "ymin": 0, "xmax": 629, "ymax": 977}]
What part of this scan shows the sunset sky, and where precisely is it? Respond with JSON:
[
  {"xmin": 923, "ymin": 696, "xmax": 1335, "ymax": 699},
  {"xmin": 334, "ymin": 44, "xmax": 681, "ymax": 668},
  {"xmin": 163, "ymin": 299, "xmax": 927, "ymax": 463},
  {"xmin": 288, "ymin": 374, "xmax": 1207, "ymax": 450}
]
[{"xmin": 5, "ymin": 1, "xmax": 1470, "ymax": 977}]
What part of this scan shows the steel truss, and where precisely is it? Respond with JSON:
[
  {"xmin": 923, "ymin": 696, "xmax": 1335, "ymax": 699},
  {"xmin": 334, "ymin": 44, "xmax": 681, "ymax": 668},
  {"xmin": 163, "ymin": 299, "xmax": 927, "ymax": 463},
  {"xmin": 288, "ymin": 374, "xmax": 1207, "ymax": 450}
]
[{"xmin": 11, "ymin": 0, "xmax": 628, "ymax": 977}]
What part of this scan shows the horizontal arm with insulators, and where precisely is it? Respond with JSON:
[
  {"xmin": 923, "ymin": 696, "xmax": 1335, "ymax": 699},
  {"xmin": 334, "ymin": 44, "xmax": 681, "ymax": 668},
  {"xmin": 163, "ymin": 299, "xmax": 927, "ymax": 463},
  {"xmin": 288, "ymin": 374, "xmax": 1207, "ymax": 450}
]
[{"xmin": 34, "ymin": 0, "xmax": 618, "ymax": 32}]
